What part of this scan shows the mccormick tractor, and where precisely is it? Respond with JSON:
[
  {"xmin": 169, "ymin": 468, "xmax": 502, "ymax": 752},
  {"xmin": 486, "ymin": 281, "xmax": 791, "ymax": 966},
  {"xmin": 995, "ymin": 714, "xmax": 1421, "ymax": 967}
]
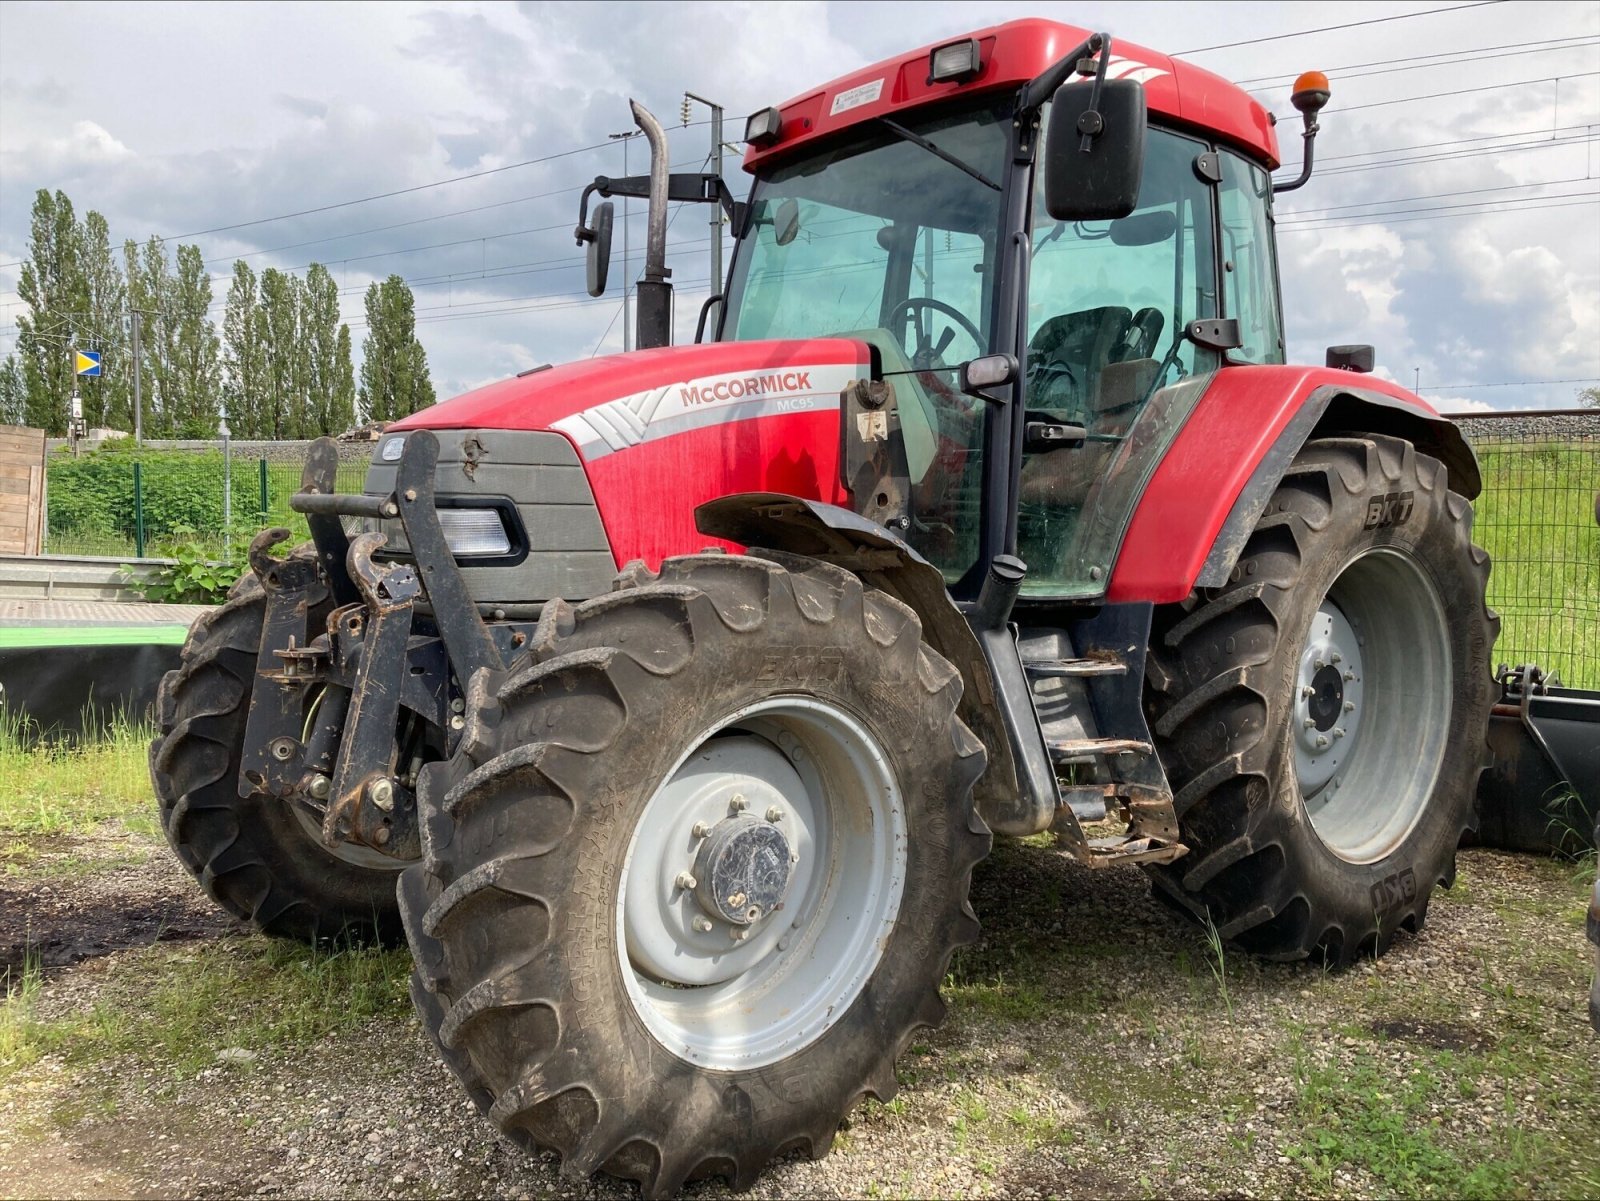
[{"xmin": 153, "ymin": 18, "xmax": 1525, "ymax": 1194}]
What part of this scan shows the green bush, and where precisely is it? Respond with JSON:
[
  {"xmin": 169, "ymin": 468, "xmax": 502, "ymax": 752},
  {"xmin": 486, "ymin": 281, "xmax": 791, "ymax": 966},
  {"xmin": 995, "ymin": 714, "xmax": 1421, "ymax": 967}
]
[
  {"xmin": 123, "ymin": 527, "xmax": 245, "ymax": 604},
  {"xmin": 47, "ymin": 441, "xmax": 263, "ymax": 545}
]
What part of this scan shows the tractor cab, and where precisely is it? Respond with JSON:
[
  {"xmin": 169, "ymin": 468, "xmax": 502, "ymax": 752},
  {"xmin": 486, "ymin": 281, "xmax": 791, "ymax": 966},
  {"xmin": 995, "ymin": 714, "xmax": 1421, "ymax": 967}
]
[
  {"xmin": 719, "ymin": 88, "xmax": 1287, "ymax": 597},
  {"xmin": 574, "ymin": 18, "xmax": 1317, "ymax": 600}
]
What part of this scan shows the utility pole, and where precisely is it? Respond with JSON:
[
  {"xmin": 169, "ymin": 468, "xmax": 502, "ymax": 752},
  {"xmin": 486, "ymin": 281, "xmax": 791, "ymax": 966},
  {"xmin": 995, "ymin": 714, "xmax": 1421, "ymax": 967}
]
[
  {"xmin": 132, "ymin": 309, "xmax": 143, "ymax": 444},
  {"xmin": 1414, "ymin": 366, "xmax": 1421, "ymax": 394},
  {"xmin": 608, "ymin": 130, "xmax": 638, "ymax": 352},
  {"xmin": 682, "ymin": 92, "xmax": 726, "ymax": 295}
]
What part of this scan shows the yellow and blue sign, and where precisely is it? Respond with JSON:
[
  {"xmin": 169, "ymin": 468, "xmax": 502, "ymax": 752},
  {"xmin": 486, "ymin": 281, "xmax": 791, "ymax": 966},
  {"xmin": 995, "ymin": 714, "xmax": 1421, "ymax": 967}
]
[{"xmin": 74, "ymin": 349, "xmax": 102, "ymax": 377}]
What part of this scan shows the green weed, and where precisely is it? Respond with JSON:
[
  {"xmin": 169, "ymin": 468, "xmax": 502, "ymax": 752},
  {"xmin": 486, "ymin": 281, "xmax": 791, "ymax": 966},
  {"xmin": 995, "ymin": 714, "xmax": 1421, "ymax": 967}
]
[{"xmin": 0, "ymin": 709, "xmax": 156, "ymax": 836}]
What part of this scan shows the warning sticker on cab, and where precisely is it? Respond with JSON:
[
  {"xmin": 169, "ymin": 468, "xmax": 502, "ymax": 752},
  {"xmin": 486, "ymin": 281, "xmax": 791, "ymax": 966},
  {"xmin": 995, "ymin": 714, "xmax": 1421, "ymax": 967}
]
[{"xmin": 830, "ymin": 78, "xmax": 884, "ymax": 116}]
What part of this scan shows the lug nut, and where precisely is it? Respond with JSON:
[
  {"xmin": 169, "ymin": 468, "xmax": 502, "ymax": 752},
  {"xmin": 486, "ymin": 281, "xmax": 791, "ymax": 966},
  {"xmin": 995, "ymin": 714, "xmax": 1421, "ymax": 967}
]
[
  {"xmin": 692, "ymin": 821, "xmax": 712, "ymax": 839},
  {"xmin": 730, "ymin": 928, "xmax": 749, "ymax": 942},
  {"xmin": 765, "ymin": 806, "xmax": 784, "ymax": 823},
  {"xmin": 1333, "ymin": 728, "xmax": 1346, "ymax": 739},
  {"xmin": 1301, "ymin": 686, "xmax": 1315, "ymax": 699},
  {"xmin": 1303, "ymin": 718, "xmax": 1317, "ymax": 729},
  {"xmin": 369, "ymin": 779, "xmax": 395, "ymax": 811},
  {"xmin": 1344, "ymin": 671, "xmax": 1356, "ymax": 682},
  {"xmin": 1344, "ymin": 701, "xmax": 1356, "ymax": 713},
  {"xmin": 450, "ymin": 715, "xmax": 465, "ymax": 730},
  {"xmin": 1314, "ymin": 657, "xmax": 1326, "ymax": 670},
  {"xmin": 692, "ymin": 916, "xmax": 714, "ymax": 933},
  {"xmin": 674, "ymin": 871, "xmax": 697, "ymax": 891},
  {"xmin": 1331, "ymin": 652, "xmax": 1342, "ymax": 664},
  {"xmin": 729, "ymin": 794, "xmax": 748, "ymax": 813},
  {"xmin": 450, "ymin": 697, "xmax": 465, "ymax": 713},
  {"xmin": 1315, "ymin": 735, "xmax": 1329, "ymax": 748}
]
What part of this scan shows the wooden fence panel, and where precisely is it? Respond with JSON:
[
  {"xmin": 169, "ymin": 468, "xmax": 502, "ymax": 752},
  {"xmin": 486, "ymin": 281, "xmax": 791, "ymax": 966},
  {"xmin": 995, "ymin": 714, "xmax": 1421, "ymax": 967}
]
[{"xmin": 0, "ymin": 424, "xmax": 46, "ymax": 556}]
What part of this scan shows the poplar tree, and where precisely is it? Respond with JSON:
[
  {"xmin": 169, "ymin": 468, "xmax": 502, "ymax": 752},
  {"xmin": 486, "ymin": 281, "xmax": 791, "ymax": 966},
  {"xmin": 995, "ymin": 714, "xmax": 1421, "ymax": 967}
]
[
  {"xmin": 358, "ymin": 275, "xmax": 434, "ymax": 422},
  {"xmin": 15, "ymin": 190, "xmax": 82, "ymax": 433},
  {"xmin": 165, "ymin": 244, "xmax": 219, "ymax": 435},
  {"xmin": 0, "ymin": 356, "xmax": 24, "ymax": 426},
  {"xmin": 302, "ymin": 263, "xmax": 345, "ymax": 434},
  {"xmin": 78, "ymin": 211, "xmax": 128, "ymax": 431},
  {"xmin": 258, "ymin": 267, "xmax": 300, "ymax": 438},
  {"xmin": 222, "ymin": 261, "xmax": 265, "ymax": 437}
]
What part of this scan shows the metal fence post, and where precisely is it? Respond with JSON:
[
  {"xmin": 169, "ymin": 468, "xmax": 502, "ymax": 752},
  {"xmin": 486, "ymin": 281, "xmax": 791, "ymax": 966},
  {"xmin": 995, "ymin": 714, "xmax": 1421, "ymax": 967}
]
[
  {"xmin": 133, "ymin": 460, "xmax": 145, "ymax": 558},
  {"xmin": 259, "ymin": 458, "xmax": 269, "ymax": 523}
]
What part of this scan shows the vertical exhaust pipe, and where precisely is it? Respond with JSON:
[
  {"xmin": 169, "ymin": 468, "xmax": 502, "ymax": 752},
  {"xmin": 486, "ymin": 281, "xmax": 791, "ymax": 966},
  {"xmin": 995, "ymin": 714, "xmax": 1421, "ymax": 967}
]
[{"xmin": 630, "ymin": 100, "xmax": 673, "ymax": 349}]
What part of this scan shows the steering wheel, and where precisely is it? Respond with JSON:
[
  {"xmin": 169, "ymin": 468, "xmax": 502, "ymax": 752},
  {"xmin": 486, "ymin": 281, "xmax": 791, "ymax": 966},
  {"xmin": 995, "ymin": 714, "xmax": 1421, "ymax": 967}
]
[{"xmin": 884, "ymin": 297, "xmax": 985, "ymax": 371}]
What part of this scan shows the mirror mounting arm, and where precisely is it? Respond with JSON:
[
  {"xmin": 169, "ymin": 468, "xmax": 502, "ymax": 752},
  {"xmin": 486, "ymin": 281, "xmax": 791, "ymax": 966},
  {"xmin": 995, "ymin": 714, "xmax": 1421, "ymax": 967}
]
[{"xmin": 1016, "ymin": 32, "xmax": 1106, "ymax": 114}]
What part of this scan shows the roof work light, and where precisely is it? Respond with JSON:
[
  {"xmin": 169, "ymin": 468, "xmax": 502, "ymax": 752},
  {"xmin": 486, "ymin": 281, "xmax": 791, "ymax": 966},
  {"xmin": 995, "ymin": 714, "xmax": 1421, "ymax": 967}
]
[
  {"xmin": 929, "ymin": 38, "xmax": 982, "ymax": 84},
  {"xmin": 745, "ymin": 107, "xmax": 782, "ymax": 146}
]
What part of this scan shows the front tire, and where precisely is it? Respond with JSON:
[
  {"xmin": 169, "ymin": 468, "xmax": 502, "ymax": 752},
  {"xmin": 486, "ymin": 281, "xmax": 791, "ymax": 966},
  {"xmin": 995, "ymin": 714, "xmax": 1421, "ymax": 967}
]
[
  {"xmin": 149, "ymin": 571, "xmax": 408, "ymax": 944},
  {"xmin": 1145, "ymin": 434, "xmax": 1497, "ymax": 964},
  {"xmin": 399, "ymin": 551, "xmax": 989, "ymax": 1196}
]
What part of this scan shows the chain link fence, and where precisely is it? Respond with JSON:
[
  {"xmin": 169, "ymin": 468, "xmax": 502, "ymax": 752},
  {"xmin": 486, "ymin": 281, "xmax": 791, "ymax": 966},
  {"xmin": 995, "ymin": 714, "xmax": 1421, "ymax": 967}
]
[
  {"xmin": 1452, "ymin": 410, "xmax": 1599, "ymax": 690},
  {"xmin": 42, "ymin": 441, "xmax": 368, "ymax": 560},
  {"xmin": 35, "ymin": 413, "xmax": 1600, "ymax": 686}
]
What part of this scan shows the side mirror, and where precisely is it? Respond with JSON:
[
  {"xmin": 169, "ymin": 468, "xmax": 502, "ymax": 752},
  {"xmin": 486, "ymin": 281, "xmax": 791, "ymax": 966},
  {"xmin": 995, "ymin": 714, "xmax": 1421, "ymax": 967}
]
[
  {"xmin": 1042, "ymin": 78, "xmax": 1147, "ymax": 222},
  {"xmin": 773, "ymin": 197, "xmax": 801, "ymax": 247},
  {"xmin": 584, "ymin": 201, "xmax": 614, "ymax": 297}
]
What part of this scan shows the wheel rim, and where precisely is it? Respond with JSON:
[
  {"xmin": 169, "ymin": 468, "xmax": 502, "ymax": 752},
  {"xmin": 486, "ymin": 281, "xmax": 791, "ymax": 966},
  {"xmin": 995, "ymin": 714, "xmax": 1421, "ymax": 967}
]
[
  {"xmin": 1296, "ymin": 547, "xmax": 1452, "ymax": 864},
  {"xmin": 290, "ymin": 797, "xmax": 408, "ymax": 870},
  {"xmin": 617, "ymin": 697, "xmax": 907, "ymax": 1070}
]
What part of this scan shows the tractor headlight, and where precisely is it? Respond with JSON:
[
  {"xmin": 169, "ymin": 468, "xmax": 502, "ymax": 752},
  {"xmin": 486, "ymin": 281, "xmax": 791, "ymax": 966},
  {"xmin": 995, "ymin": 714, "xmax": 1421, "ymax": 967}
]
[{"xmin": 437, "ymin": 507, "xmax": 513, "ymax": 558}]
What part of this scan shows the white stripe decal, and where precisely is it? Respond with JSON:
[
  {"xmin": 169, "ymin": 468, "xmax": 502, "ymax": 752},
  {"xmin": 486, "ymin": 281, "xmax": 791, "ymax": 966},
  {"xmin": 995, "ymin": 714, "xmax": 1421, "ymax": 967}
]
[{"xmin": 550, "ymin": 362, "xmax": 863, "ymax": 461}]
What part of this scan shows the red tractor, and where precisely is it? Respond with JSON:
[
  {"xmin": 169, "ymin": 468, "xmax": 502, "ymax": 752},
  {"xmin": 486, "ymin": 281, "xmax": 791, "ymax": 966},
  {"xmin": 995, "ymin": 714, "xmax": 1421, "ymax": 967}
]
[{"xmin": 151, "ymin": 19, "xmax": 1502, "ymax": 1195}]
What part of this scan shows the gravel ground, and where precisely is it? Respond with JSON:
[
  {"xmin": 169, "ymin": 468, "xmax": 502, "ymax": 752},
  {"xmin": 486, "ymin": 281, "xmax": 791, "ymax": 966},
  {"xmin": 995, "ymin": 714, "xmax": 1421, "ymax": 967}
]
[{"xmin": 3, "ymin": 826, "xmax": 1596, "ymax": 1200}]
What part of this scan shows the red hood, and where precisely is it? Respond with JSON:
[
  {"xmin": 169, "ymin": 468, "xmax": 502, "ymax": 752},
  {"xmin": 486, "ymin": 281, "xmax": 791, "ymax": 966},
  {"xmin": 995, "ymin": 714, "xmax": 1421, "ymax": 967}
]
[{"xmin": 391, "ymin": 338, "xmax": 870, "ymax": 435}]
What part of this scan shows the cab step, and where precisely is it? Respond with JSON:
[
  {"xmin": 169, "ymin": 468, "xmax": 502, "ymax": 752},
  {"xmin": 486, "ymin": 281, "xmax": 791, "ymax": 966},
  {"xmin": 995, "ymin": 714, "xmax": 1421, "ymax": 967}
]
[
  {"xmin": 1023, "ymin": 657, "xmax": 1128, "ymax": 678},
  {"xmin": 1046, "ymin": 736, "xmax": 1153, "ymax": 759}
]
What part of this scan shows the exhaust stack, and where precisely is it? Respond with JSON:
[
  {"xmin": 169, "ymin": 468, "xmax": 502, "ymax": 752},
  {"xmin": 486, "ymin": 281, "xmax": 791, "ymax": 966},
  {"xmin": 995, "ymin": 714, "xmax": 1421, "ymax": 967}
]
[{"xmin": 630, "ymin": 100, "xmax": 673, "ymax": 349}]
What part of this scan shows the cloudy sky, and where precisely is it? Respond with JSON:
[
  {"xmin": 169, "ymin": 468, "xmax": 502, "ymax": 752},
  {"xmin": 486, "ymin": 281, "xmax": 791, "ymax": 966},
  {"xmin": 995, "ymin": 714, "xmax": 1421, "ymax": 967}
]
[{"xmin": 1, "ymin": 0, "xmax": 1596, "ymax": 411}]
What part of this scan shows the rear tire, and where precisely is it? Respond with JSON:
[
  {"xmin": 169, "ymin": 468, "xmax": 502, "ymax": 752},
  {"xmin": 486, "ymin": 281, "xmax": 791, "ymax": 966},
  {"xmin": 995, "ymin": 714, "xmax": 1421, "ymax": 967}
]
[
  {"xmin": 1144, "ymin": 434, "xmax": 1497, "ymax": 964},
  {"xmin": 399, "ymin": 551, "xmax": 989, "ymax": 1196},
  {"xmin": 149, "ymin": 570, "xmax": 407, "ymax": 945}
]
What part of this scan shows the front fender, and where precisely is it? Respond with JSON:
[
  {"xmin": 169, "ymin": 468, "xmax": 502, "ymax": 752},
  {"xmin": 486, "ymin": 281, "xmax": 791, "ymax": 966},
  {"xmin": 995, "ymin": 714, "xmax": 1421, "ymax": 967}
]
[
  {"xmin": 696, "ymin": 492, "xmax": 1032, "ymax": 835},
  {"xmin": 1108, "ymin": 366, "xmax": 1479, "ymax": 604}
]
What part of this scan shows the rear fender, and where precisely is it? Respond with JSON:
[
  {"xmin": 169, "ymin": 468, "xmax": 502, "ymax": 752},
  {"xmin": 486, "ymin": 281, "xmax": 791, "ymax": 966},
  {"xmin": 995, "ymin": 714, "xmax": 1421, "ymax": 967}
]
[
  {"xmin": 695, "ymin": 492, "xmax": 1029, "ymax": 833},
  {"xmin": 1109, "ymin": 370, "xmax": 1480, "ymax": 603}
]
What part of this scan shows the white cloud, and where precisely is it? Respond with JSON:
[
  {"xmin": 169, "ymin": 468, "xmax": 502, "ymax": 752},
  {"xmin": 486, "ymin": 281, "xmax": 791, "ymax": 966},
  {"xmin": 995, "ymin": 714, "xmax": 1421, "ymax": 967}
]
[{"xmin": 1, "ymin": 0, "xmax": 1597, "ymax": 410}]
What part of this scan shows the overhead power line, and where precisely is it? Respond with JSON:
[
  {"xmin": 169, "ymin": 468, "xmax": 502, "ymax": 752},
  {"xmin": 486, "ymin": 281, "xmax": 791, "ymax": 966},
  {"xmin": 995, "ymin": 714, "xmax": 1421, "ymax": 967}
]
[
  {"xmin": 1418, "ymin": 377, "xmax": 1600, "ymax": 390},
  {"xmin": 1177, "ymin": 2, "xmax": 1504, "ymax": 55},
  {"xmin": 1235, "ymin": 34, "xmax": 1600, "ymax": 87}
]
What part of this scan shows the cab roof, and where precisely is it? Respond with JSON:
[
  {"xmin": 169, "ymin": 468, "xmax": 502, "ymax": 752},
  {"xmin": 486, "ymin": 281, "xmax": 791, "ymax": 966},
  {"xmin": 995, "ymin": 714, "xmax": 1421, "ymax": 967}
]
[{"xmin": 741, "ymin": 17, "xmax": 1280, "ymax": 174}]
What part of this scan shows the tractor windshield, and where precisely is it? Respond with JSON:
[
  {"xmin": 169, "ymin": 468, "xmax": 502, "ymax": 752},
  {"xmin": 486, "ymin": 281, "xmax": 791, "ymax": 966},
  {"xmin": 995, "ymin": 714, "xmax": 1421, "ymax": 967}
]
[{"xmin": 724, "ymin": 98, "xmax": 1011, "ymax": 580}]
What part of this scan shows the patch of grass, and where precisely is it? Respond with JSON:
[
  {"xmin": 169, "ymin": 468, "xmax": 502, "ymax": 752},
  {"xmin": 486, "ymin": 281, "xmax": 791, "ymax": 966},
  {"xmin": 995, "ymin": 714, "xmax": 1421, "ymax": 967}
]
[
  {"xmin": 1284, "ymin": 1050, "xmax": 1529, "ymax": 1196},
  {"xmin": 1202, "ymin": 908, "xmax": 1233, "ymax": 1019},
  {"xmin": 0, "ymin": 936, "xmax": 411, "ymax": 1084},
  {"xmin": 0, "ymin": 708, "xmax": 155, "ymax": 837}
]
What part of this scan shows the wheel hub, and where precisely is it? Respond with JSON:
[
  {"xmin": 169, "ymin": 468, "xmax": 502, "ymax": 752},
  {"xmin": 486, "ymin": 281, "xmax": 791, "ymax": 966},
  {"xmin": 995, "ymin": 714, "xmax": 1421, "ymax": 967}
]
[
  {"xmin": 1294, "ymin": 601, "xmax": 1365, "ymax": 795},
  {"xmin": 692, "ymin": 815, "xmax": 792, "ymax": 925}
]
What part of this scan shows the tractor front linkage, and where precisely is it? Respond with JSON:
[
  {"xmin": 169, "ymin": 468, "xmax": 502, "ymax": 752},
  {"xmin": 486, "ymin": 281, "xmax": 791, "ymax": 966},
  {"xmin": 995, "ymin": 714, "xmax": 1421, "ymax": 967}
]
[{"xmin": 236, "ymin": 432, "xmax": 517, "ymax": 862}]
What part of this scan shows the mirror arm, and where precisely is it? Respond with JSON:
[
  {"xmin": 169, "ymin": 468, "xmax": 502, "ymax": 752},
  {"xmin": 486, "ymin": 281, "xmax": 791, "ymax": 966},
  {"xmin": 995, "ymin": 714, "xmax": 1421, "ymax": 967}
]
[
  {"xmin": 573, "ymin": 181, "xmax": 602, "ymax": 244},
  {"xmin": 595, "ymin": 172, "xmax": 745, "ymax": 229},
  {"xmin": 1016, "ymin": 32, "xmax": 1105, "ymax": 113}
]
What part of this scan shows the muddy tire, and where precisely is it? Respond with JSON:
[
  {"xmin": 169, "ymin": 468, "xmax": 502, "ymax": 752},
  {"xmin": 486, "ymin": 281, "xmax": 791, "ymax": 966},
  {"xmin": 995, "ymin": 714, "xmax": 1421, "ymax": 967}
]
[
  {"xmin": 399, "ymin": 551, "xmax": 989, "ymax": 1196},
  {"xmin": 1144, "ymin": 434, "xmax": 1497, "ymax": 965},
  {"xmin": 149, "ymin": 570, "xmax": 406, "ymax": 945}
]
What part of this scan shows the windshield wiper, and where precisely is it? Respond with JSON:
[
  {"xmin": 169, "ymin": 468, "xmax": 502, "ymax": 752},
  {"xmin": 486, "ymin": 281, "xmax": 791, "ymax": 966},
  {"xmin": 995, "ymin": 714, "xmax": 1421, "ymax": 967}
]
[{"xmin": 875, "ymin": 118, "xmax": 1001, "ymax": 192}]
